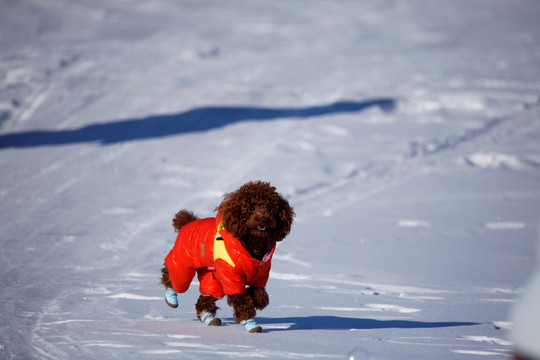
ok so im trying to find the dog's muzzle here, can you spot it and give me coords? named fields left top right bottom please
left=258, top=218, right=268, bottom=231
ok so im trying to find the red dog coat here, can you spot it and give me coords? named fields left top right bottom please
left=164, top=212, right=275, bottom=298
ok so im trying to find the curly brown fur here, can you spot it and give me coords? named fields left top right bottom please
left=195, top=295, right=220, bottom=319
left=246, top=287, right=269, bottom=310
left=225, top=287, right=269, bottom=322
left=172, top=210, right=198, bottom=233
left=160, top=263, right=172, bottom=288
left=216, top=181, right=294, bottom=260
left=227, top=293, right=257, bottom=322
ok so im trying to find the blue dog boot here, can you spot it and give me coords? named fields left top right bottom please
left=200, top=312, right=221, bottom=326
left=165, top=288, right=178, bottom=308
left=241, top=318, right=262, bottom=333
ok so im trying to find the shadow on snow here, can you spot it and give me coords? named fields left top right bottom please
left=256, top=315, right=479, bottom=332
left=0, top=99, right=396, bottom=148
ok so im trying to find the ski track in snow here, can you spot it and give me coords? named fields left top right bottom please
left=289, top=105, right=540, bottom=215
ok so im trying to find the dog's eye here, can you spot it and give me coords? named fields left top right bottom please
left=249, top=206, right=255, bottom=212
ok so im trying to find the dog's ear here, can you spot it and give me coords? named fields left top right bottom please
left=274, top=196, right=294, bottom=241
left=216, top=192, right=248, bottom=239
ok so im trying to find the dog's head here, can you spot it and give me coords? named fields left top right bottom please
left=217, top=181, right=294, bottom=258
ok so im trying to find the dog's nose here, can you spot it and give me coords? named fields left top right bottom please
left=260, top=218, right=268, bottom=225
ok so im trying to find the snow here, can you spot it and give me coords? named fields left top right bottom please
left=1, top=0, right=540, bottom=359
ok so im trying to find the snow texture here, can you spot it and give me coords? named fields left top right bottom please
left=1, top=0, right=540, bottom=359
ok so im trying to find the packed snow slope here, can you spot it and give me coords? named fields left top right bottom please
left=1, top=0, right=540, bottom=359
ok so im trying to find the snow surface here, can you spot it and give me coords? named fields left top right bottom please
left=1, top=0, right=540, bottom=359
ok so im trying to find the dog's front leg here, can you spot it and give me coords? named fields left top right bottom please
left=227, top=293, right=256, bottom=322
left=227, top=293, right=263, bottom=333
left=247, top=287, right=269, bottom=310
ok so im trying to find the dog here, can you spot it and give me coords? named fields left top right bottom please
left=160, top=181, right=294, bottom=332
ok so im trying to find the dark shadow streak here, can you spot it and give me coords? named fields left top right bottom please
left=255, top=316, right=480, bottom=332
left=0, top=99, right=396, bottom=149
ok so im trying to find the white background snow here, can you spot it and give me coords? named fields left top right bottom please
left=1, top=0, right=540, bottom=359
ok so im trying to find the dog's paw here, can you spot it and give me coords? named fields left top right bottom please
left=165, top=288, right=179, bottom=308
left=241, top=318, right=262, bottom=333
left=200, top=312, right=222, bottom=326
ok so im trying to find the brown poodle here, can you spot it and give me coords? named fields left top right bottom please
left=160, top=181, right=294, bottom=332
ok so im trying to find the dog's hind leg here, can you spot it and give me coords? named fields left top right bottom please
left=195, top=268, right=223, bottom=325
left=160, top=263, right=172, bottom=288
left=160, top=264, right=179, bottom=308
